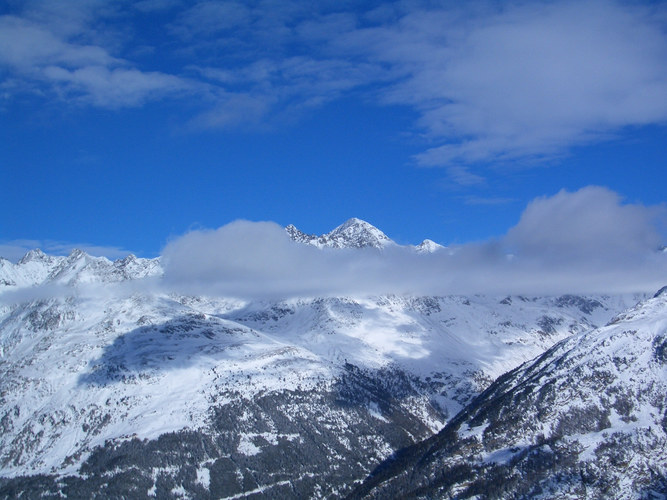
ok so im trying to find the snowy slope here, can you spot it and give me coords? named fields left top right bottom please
left=352, top=289, right=667, bottom=499
left=0, top=250, right=65, bottom=287
left=0, top=270, right=642, bottom=495
left=0, top=228, right=653, bottom=498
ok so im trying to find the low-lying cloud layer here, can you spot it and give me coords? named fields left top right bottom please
left=162, top=187, right=667, bottom=297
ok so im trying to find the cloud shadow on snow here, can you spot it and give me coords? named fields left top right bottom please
left=74, top=305, right=456, bottom=428
left=77, top=313, right=258, bottom=387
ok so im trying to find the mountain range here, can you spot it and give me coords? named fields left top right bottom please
left=0, top=219, right=662, bottom=498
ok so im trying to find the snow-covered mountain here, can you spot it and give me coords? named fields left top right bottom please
left=286, top=218, right=394, bottom=249
left=351, top=289, right=667, bottom=499
left=0, top=220, right=658, bottom=498
left=0, top=248, right=161, bottom=288
left=286, top=218, right=446, bottom=253
left=414, top=239, right=445, bottom=254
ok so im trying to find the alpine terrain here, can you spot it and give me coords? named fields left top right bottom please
left=350, top=288, right=667, bottom=499
left=0, top=218, right=660, bottom=498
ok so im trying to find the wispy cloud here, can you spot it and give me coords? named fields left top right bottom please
left=161, top=187, right=667, bottom=298
left=43, top=65, right=191, bottom=107
left=339, top=0, right=667, bottom=170
left=171, top=1, right=251, bottom=38
left=0, top=4, right=193, bottom=108
left=464, top=195, right=515, bottom=206
left=0, top=15, right=116, bottom=69
left=445, top=166, right=486, bottom=187
left=133, top=0, right=181, bottom=14
left=2, top=1, right=666, bottom=168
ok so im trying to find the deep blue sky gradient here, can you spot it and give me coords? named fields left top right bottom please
left=1, top=0, right=666, bottom=259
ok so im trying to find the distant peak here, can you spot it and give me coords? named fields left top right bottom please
left=68, top=248, right=88, bottom=260
left=340, top=217, right=366, bottom=226
left=415, top=239, right=444, bottom=254
left=324, top=218, right=392, bottom=249
left=18, top=249, right=48, bottom=264
left=115, top=254, right=138, bottom=266
left=285, top=218, right=393, bottom=249
left=333, top=218, right=376, bottom=231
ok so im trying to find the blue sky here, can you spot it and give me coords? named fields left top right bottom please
left=1, top=0, right=666, bottom=261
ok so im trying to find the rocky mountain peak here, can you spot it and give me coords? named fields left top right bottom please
left=18, top=249, right=49, bottom=264
left=285, top=224, right=316, bottom=245
left=323, top=218, right=393, bottom=249
left=285, top=218, right=394, bottom=249
left=67, top=248, right=88, bottom=260
left=415, top=239, right=444, bottom=254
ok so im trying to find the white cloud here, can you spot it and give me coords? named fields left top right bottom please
left=161, top=187, right=667, bottom=298
left=0, top=15, right=116, bottom=70
left=161, top=220, right=388, bottom=298
left=172, top=1, right=251, bottom=38
left=0, top=6, right=193, bottom=108
left=505, top=186, right=665, bottom=262
left=340, top=0, right=667, bottom=169
left=181, top=0, right=667, bottom=170
left=2, top=0, right=666, bottom=167
left=43, top=65, right=192, bottom=107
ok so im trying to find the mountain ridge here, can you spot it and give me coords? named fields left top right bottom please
left=285, top=218, right=395, bottom=250
left=350, top=289, right=667, bottom=499
left=1, top=218, right=442, bottom=291
left=0, top=220, right=663, bottom=499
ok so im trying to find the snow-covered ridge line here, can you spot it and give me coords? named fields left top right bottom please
left=286, top=217, right=445, bottom=252
left=0, top=247, right=162, bottom=290
left=1, top=217, right=442, bottom=292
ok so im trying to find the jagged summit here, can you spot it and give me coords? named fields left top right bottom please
left=17, top=249, right=49, bottom=264
left=67, top=248, right=88, bottom=260
left=285, top=218, right=450, bottom=252
left=324, top=218, right=393, bottom=249
left=0, top=249, right=162, bottom=289
left=285, top=224, right=316, bottom=245
left=415, top=239, right=444, bottom=254
left=286, top=218, right=394, bottom=249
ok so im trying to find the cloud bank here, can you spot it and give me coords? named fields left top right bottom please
left=161, top=187, right=667, bottom=298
